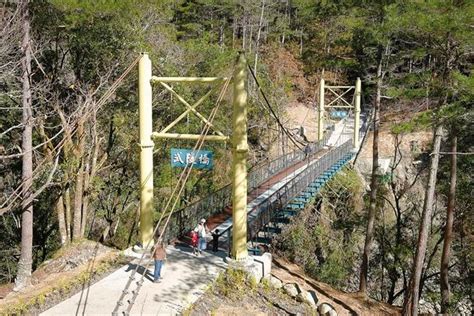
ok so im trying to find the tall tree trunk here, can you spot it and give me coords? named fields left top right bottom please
left=64, top=187, right=72, bottom=240
left=81, top=161, right=90, bottom=237
left=242, top=16, right=246, bottom=50
left=73, top=118, right=85, bottom=240
left=359, top=46, right=382, bottom=294
left=14, top=2, right=33, bottom=291
left=299, top=29, right=303, bottom=56
left=56, top=195, right=68, bottom=245
left=440, top=134, right=457, bottom=314
left=403, top=124, right=443, bottom=316
left=73, top=162, right=84, bottom=239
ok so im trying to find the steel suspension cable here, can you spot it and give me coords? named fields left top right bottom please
left=246, top=62, right=305, bottom=151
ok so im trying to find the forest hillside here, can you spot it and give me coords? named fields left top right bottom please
left=1, top=1, right=472, bottom=315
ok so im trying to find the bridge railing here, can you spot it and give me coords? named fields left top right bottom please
left=247, top=140, right=352, bottom=241
left=247, top=131, right=331, bottom=191
left=165, top=131, right=332, bottom=241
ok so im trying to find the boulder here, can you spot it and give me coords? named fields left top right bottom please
left=305, top=290, right=318, bottom=307
left=269, top=275, right=283, bottom=289
left=318, top=303, right=335, bottom=315
left=328, top=309, right=338, bottom=316
left=283, top=283, right=299, bottom=298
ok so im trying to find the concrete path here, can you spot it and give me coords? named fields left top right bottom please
left=41, top=246, right=227, bottom=316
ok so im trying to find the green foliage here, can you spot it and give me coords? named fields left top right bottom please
left=274, top=167, right=364, bottom=288
left=391, top=110, right=433, bottom=134
left=1, top=2, right=472, bottom=309
left=214, top=268, right=252, bottom=299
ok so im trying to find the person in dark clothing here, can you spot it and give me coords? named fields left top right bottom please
left=211, top=229, right=220, bottom=252
left=304, top=144, right=311, bottom=159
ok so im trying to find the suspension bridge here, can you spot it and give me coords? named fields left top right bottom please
left=41, top=53, right=368, bottom=315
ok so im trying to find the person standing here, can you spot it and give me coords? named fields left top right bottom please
left=190, top=230, right=198, bottom=255
left=194, top=218, right=209, bottom=255
left=211, top=229, right=220, bottom=252
left=152, top=240, right=166, bottom=283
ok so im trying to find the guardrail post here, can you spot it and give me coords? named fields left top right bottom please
left=353, top=77, right=361, bottom=148
left=231, top=53, right=249, bottom=261
left=138, top=53, right=154, bottom=247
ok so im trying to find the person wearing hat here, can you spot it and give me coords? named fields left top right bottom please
left=194, top=218, right=209, bottom=255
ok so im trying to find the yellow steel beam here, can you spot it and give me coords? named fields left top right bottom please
left=231, top=53, right=249, bottom=261
left=325, top=105, right=355, bottom=108
left=138, top=53, right=154, bottom=247
left=318, top=79, right=325, bottom=141
left=151, top=76, right=228, bottom=83
left=353, top=77, right=361, bottom=148
left=151, top=132, right=229, bottom=142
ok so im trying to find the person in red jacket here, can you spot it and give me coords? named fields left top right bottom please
left=190, top=230, right=198, bottom=255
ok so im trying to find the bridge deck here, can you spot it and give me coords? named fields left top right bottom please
left=203, top=148, right=330, bottom=246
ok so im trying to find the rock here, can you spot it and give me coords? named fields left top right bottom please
left=296, top=291, right=306, bottom=303
left=305, top=290, right=318, bottom=307
left=318, top=303, right=335, bottom=315
left=328, top=309, right=338, bottom=316
left=269, top=275, right=283, bottom=289
left=283, top=283, right=299, bottom=298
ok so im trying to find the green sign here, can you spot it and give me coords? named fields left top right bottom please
left=171, top=148, right=213, bottom=169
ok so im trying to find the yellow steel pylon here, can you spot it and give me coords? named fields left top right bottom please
left=138, top=53, right=249, bottom=261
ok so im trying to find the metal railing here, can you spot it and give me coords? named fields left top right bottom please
left=165, top=131, right=332, bottom=241
left=247, top=131, right=331, bottom=190
left=247, top=140, right=353, bottom=241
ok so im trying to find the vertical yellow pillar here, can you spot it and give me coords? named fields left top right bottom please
left=139, top=53, right=154, bottom=247
left=318, top=79, right=325, bottom=141
left=353, top=77, right=361, bottom=148
left=231, top=53, right=248, bottom=260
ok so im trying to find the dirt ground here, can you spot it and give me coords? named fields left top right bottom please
left=0, top=240, right=125, bottom=314
left=187, top=256, right=401, bottom=316
left=272, top=257, right=401, bottom=316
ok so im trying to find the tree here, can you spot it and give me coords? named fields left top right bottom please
left=400, top=2, right=473, bottom=313
left=14, top=1, right=33, bottom=291
left=359, top=44, right=382, bottom=293
left=439, top=134, right=456, bottom=313
left=403, top=125, right=442, bottom=315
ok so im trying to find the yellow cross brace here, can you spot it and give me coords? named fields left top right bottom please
left=159, top=85, right=221, bottom=134
left=158, top=82, right=226, bottom=137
